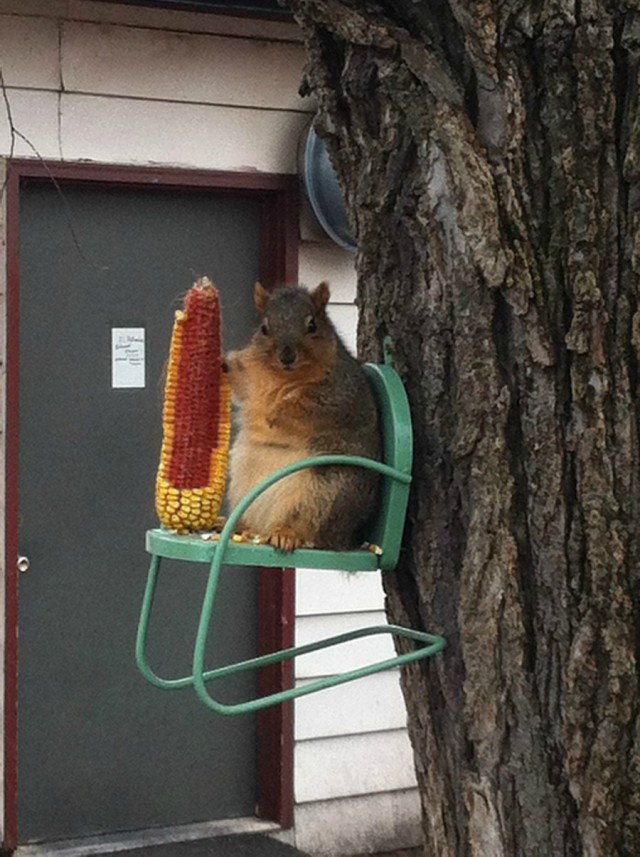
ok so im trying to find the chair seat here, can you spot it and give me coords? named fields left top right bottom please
left=146, top=527, right=380, bottom=572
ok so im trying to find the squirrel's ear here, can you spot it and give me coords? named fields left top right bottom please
left=311, top=281, right=330, bottom=313
left=254, top=282, right=269, bottom=315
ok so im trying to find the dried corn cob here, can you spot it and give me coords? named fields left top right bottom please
left=156, top=277, right=231, bottom=533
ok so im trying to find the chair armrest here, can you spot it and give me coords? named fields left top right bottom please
left=190, top=456, right=412, bottom=712
left=218, top=453, right=411, bottom=552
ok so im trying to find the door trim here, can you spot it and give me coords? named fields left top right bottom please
left=3, top=160, right=298, bottom=851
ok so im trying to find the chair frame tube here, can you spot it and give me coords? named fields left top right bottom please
left=136, top=455, right=445, bottom=715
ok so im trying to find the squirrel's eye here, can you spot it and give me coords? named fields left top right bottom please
left=306, top=317, right=317, bottom=334
left=260, top=322, right=269, bottom=336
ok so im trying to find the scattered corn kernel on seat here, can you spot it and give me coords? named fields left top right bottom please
left=156, top=277, right=231, bottom=533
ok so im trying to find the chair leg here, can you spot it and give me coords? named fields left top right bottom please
left=191, top=621, right=446, bottom=715
left=189, top=523, right=446, bottom=715
left=138, top=519, right=446, bottom=715
left=135, top=554, right=196, bottom=691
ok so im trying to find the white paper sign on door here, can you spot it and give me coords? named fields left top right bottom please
left=111, top=327, right=145, bottom=389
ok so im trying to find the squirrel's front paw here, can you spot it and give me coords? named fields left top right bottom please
left=224, top=350, right=248, bottom=399
left=268, top=525, right=307, bottom=553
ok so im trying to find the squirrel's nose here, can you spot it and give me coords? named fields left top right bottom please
left=279, top=345, right=296, bottom=367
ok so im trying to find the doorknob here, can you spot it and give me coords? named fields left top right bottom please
left=17, top=556, right=30, bottom=574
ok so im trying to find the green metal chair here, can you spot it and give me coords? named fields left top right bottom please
left=136, top=363, right=445, bottom=715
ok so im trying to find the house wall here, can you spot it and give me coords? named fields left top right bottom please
left=0, top=2, right=420, bottom=854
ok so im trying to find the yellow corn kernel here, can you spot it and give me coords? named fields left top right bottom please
left=155, top=277, right=231, bottom=534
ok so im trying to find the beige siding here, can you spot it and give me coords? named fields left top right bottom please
left=295, top=790, right=422, bottom=856
left=0, top=14, right=60, bottom=89
left=60, top=20, right=307, bottom=111
left=0, top=0, right=67, bottom=16
left=295, top=730, right=417, bottom=803
left=67, top=0, right=303, bottom=41
left=298, top=242, right=357, bottom=302
left=296, top=568, right=385, bottom=616
left=295, top=672, right=408, bottom=740
left=327, top=301, right=358, bottom=354
left=0, top=0, right=303, bottom=42
left=0, top=6, right=308, bottom=172
left=0, top=88, right=61, bottom=160
left=59, top=92, right=309, bottom=171
left=295, top=611, right=397, bottom=679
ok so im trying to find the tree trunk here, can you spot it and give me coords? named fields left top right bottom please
left=287, top=2, right=640, bottom=855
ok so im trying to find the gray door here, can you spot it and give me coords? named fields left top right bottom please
left=18, top=183, right=260, bottom=843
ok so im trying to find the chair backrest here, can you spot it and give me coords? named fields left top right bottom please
left=362, top=364, right=413, bottom=571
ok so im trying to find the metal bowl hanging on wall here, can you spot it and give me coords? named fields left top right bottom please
left=302, top=126, right=357, bottom=252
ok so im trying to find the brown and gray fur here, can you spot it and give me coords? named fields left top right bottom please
left=225, top=282, right=381, bottom=552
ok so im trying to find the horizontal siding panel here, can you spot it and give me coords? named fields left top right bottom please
left=0, top=89, right=61, bottom=160
left=327, top=303, right=357, bottom=355
left=298, top=242, right=357, bottom=304
left=294, top=670, right=407, bottom=740
left=295, top=730, right=416, bottom=803
left=294, top=789, right=421, bottom=856
left=61, top=21, right=308, bottom=112
left=296, top=568, right=384, bottom=617
left=0, top=1, right=68, bottom=16
left=0, top=15, right=60, bottom=89
left=295, top=611, right=397, bottom=679
left=60, top=93, right=308, bottom=172
left=67, top=0, right=304, bottom=42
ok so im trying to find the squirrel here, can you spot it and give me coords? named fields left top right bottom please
left=224, top=281, right=381, bottom=552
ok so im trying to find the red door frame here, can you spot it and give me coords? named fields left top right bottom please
left=3, top=160, right=298, bottom=852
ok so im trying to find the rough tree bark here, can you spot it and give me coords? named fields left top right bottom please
left=287, top=2, right=640, bottom=855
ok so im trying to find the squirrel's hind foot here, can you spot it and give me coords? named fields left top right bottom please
left=268, top=525, right=312, bottom=553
